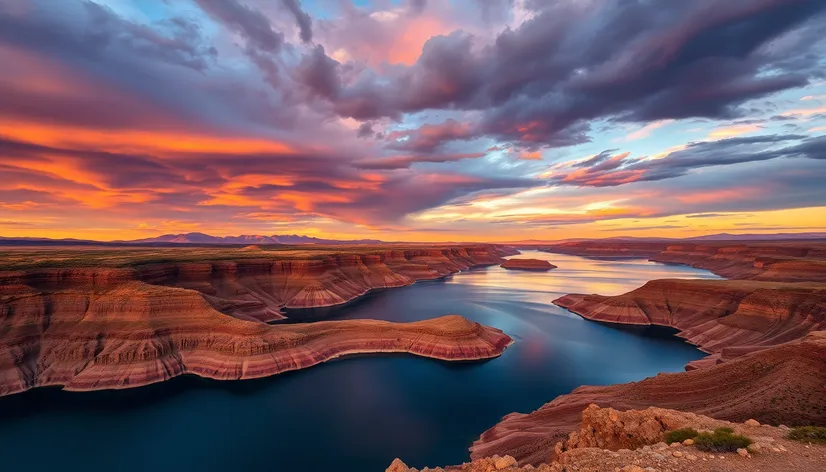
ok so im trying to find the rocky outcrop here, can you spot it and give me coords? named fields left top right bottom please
left=470, top=331, right=826, bottom=465
left=392, top=405, right=826, bottom=471
left=500, top=259, right=557, bottom=271
left=1, top=245, right=517, bottom=322
left=0, top=279, right=511, bottom=396
left=542, top=240, right=826, bottom=282
left=651, top=243, right=826, bottom=282
left=554, top=279, right=826, bottom=367
left=0, top=245, right=517, bottom=396
left=556, top=405, right=733, bottom=453
left=460, top=239, right=826, bottom=467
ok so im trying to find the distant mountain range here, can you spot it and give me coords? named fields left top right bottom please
left=0, top=232, right=382, bottom=246
left=1, top=231, right=824, bottom=247
left=125, top=232, right=382, bottom=245
left=684, top=232, right=826, bottom=241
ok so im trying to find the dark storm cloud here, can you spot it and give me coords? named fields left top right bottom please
left=280, top=0, right=313, bottom=43
left=0, top=0, right=247, bottom=130
left=549, top=134, right=818, bottom=187
left=786, top=134, right=826, bottom=159
left=356, top=122, right=375, bottom=138
left=573, top=150, right=620, bottom=168
left=384, top=119, right=475, bottom=153
left=193, top=0, right=289, bottom=87
left=352, top=153, right=487, bottom=170
left=0, top=1, right=216, bottom=71
left=298, top=0, right=826, bottom=149
left=194, top=0, right=283, bottom=52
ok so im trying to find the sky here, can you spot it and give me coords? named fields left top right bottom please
left=1, top=0, right=826, bottom=242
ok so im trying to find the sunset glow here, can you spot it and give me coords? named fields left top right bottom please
left=1, top=0, right=825, bottom=242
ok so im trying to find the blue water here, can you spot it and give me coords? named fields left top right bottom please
left=0, top=252, right=719, bottom=471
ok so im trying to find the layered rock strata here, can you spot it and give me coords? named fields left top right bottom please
left=392, top=405, right=826, bottom=471
left=500, top=259, right=557, bottom=271
left=0, top=245, right=516, bottom=396
left=553, top=279, right=826, bottom=368
left=1, top=245, right=517, bottom=322
left=541, top=241, right=826, bottom=282
left=0, top=279, right=511, bottom=396
left=470, top=331, right=826, bottom=465
left=651, top=243, right=826, bottom=282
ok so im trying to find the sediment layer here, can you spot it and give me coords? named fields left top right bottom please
left=0, top=279, right=511, bottom=396
left=554, top=279, right=826, bottom=368
left=1, top=244, right=517, bottom=322
left=541, top=240, right=826, bottom=282
left=500, top=259, right=557, bottom=271
left=470, top=331, right=826, bottom=465
left=0, top=244, right=516, bottom=396
left=468, top=239, right=826, bottom=467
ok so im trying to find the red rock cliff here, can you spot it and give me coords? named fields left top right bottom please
left=541, top=240, right=826, bottom=282
left=1, top=244, right=517, bottom=322
left=554, top=279, right=826, bottom=368
left=0, top=245, right=516, bottom=396
left=501, top=259, right=557, bottom=271
left=0, top=280, right=511, bottom=396
left=471, top=331, right=826, bottom=465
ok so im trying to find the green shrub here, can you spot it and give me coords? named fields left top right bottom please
left=664, top=428, right=699, bottom=444
left=788, top=426, right=826, bottom=443
left=693, top=429, right=752, bottom=452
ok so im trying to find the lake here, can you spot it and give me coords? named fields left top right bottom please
left=0, top=251, right=719, bottom=471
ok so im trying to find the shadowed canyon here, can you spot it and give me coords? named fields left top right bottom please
left=2, top=240, right=826, bottom=471
left=0, top=245, right=516, bottom=395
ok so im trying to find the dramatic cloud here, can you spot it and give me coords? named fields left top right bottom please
left=384, top=120, right=476, bottom=153
left=280, top=0, right=313, bottom=43
left=2, top=0, right=825, bottom=240
left=301, top=0, right=826, bottom=149
left=353, top=153, right=486, bottom=170
left=548, top=134, right=818, bottom=187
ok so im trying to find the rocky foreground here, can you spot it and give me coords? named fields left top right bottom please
left=0, top=244, right=515, bottom=396
left=470, top=331, right=826, bottom=464
left=501, top=259, right=557, bottom=271
left=465, top=240, right=826, bottom=467
left=390, top=405, right=826, bottom=471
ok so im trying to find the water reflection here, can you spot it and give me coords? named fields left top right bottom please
left=0, top=251, right=719, bottom=472
left=448, top=250, right=720, bottom=298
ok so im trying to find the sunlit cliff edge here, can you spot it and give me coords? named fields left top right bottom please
left=0, top=244, right=516, bottom=396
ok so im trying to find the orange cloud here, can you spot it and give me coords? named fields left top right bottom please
left=707, top=124, right=762, bottom=139
left=0, top=120, right=295, bottom=155
left=519, top=151, right=543, bottom=160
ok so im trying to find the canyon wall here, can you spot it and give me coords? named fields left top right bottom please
left=465, top=240, right=826, bottom=466
left=0, top=283, right=511, bottom=396
left=0, top=245, right=515, bottom=396
left=540, top=240, right=826, bottom=282
left=1, top=245, right=517, bottom=322
left=554, top=279, right=826, bottom=369
left=470, top=331, right=826, bottom=465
